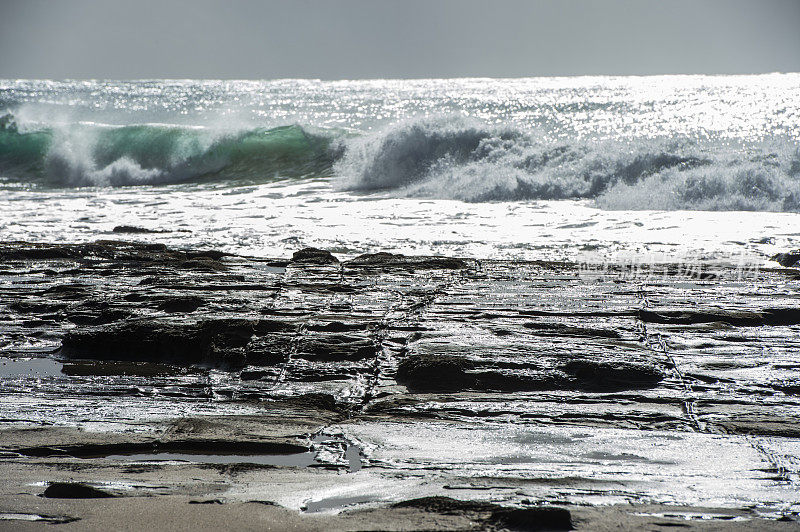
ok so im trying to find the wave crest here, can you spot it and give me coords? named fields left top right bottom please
left=336, top=117, right=800, bottom=211
left=4, top=112, right=800, bottom=212
left=0, top=113, right=337, bottom=186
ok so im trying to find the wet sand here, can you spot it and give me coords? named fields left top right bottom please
left=0, top=240, right=798, bottom=529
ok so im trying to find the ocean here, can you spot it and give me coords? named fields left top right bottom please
left=1, top=76, right=799, bottom=264
left=2, top=76, right=800, bottom=523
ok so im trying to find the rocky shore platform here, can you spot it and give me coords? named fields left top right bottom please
left=1, top=240, right=799, bottom=530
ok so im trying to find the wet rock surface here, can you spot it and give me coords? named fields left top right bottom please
left=394, top=497, right=572, bottom=531
left=639, top=307, right=800, bottom=326
left=60, top=319, right=294, bottom=369
left=346, top=252, right=469, bottom=270
left=396, top=354, right=665, bottom=393
left=42, top=482, right=116, bottom=499
left=772, top=250, right=800, bottom=268
left=291, top=247, right=339, bottom=265
left=1, top=241, right=800, bottom=529
left=0, top=240, right=227, bottom=263
left=112, top=225, right=171, bottom=234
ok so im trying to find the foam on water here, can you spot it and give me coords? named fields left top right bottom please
left=1, top=76, right=799, bottom=261
left=335, top=116, right=800, bottom=210
left=0, top=115, right=337, bottom=186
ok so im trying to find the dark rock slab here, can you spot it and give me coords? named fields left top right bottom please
left=0, top=243, right=81, bottom=260
left=60, top=360, right=188, bottom=377
left=19, top=439, right=308, bottom=459
left=397, top=354, right=664, bottom=393
left=771, top=380, right=800, bottom=395
left=156, top=296, right=205, bottom=313
left=242, top=335, right=293, bottom=366
left=42, top=284, right=92, bottom=300
left=761, top=308, right=800, bottom=325
left=392, top=497, right=572, bottom=531
left=523, top=322, right=621, bottom=339
left=491, top=506, right=573, bottom=531
left=0, top=240, right=227, bottom=265
left=188, top=499, right=224, bottom=504
left=470, top=369, right=572, bottom=393
left=560, top=359, right=666, bottom=392
left=112, top=225, right=169, bottom=234
left=346, top=252, right=468, bottom=270
left=60, top=319, right=294, bottom=369
left=178, top=258, right=228, bottom=272
left=639, top=308, right=800, bottom=326
left=396, top=355, right=477, bottom=392
left=297, top=334, right=377, bottom=362
left=306, top=321, right=372, bottom=332
left=772, top=250, right=800, bottom=268
left=291, top=247, right=339, bottom=265
left=395, top=354, right=564, bottom=393
left=66, top=308, right=131, bottom=325
left=42, top=482, right=116, bottom=499
left=393, top=496, right=498, bottom=513
left=10, top=301, right=69, bottom=314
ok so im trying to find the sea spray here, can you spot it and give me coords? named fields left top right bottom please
left=2, top=74, right=800, bottom=213
left=0, top=114, right=337, bottom=186
left=336, top=116, right=800, bottom=211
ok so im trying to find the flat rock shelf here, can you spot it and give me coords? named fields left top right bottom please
left=0, top=240, right=799, bottom=530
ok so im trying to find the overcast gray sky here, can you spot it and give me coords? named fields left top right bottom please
left=1, top=0, right=798, bottom=79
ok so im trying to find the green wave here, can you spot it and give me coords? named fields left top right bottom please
left=0, top=115, right=51, bottom=177
left=0, top=114, right=338, bottom=186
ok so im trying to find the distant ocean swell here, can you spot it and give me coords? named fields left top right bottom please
left=2, top=113, right=800, bottom=211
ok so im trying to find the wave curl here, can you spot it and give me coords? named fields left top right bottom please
left=3, top=112, right=800, bottom=212
left=335, top=117, right=800, bottom=211
left=0, top=113, right=337, bottom=186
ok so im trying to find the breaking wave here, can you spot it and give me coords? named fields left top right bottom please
left=0, top=113, right=337, bottom=186
left=3, top=111, right=800, bottom=212
left=335, top=117, right=800, bottom=211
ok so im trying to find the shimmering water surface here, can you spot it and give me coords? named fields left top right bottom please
left=1, top=76, right=799, bottom=263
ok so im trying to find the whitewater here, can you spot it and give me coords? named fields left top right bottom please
left=1, top=76, right=799, bottom=263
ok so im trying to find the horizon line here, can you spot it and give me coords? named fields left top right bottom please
left=1, top=71, right=799, bottom=83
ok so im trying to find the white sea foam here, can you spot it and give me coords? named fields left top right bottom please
left=336, top=116, right=800, bottom=211
left=2, top=76, right=800, bottom=211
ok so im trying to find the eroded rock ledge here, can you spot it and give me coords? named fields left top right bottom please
left=2, top=240, right=798, bottom=411
left=1, top=241, right=800, bottom=528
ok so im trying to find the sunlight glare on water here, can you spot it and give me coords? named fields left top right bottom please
left=1, top=75, right=799, bottom=263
